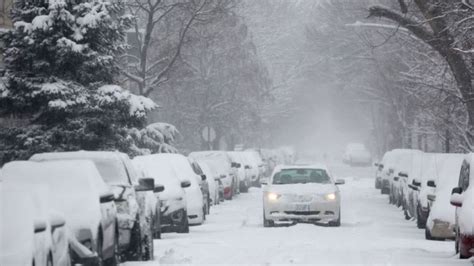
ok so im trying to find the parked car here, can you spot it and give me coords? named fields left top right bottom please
left=409, top=153, right=449, bottom=229
left=425, top=154, right=464, bottom=240
left=188, top=157, right=211, bottom=215
left=374, top=161, right=384, bottom=189
left=262, top=165, right=345, bottom=227
left=228, top=152, right=250, bottom=192
left=379, top=150, right=396, bottom=195
left=132, top=154, right=190, bottom=234
left=189, top=151, right=237, bottom=200
left=0, top=181, right=65, bottom=266
left=195, top=160, right=220, bottom=206
left=451, top=153, right=474, bottom=259
left=3, top=160, right=119, bottom=265
left=163, top=154, right=206, bottom=225
left=387, top=149, right=422, bottom=208
left=244, top=150, right=266, bottom=186
left=342, top=143, right=371, bottom=166
left=397, top=150, right=424, bottom=219
left=30, top=151, right=155, bottom=261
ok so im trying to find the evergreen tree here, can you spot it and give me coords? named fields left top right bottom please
left=0, top=0, right=156, bottom=164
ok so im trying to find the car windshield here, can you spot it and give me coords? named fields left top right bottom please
left=272, top=168, right=330, bottom=185
left=93, top=159, right=129, bottom=185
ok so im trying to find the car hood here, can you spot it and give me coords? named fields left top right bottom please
left=266, top=183, right=337, bottom=195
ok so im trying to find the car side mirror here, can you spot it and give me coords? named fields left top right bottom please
left=231, top=162, right=241, bottom=168
left=427, top=180, right=436, bottom=188
left=181, top=180, right=191, bottom=188
left=260, top=178, right=269, bottom=185
left=100, top=191, right=115, bottom=203
left=49, top=214, right=66, bottom=232
left=34, top=219, right=47, bottom=233
left=154, top=184, right=165, bottom=193
left=412, top=179, right=421, bottom=187
left=245, top=165, right=251, bottom=169
left=201, top=174, right=207, bottom=181
left=450, top=188, right=463, bottom=207
left=335, top=179, right=345, bottom=185
left=393, top=176, right=399, bottom=182
left=398, top=172, right=408, bottom=178
left=427, top=194, right=436, bottom=201
left=135, top=178, right=155, bottom=192
left=408, top=184, right=419, bottom=191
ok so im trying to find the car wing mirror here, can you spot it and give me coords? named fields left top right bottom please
left=412, top=179, right=421, bottom=187
left=427, top=180, right=436, bottom=188
left=201, top=174, right=207, bottom=181
left=398, top=171, right=408, bottom=178
left=181, top=180, right=191, bottom=188
left=260, top=178, right=269, bottom=185
left=34, top=219, right=47, bottom=233
left=245, top=165, right=251, bottom=169
left=335, top=179, right=345, bottom=185
left=100, top=191, right=115, bottom=203
left=427, top=194, right=436, bottom=201
left=49, top=213, right=66, bottom=232
left=135, top=178, right=155, bottom=192
left=408, top=184, right=419, bottom=191
left=393, top=176, right=400, bottom=182
left=450, top=189, right=463, bottom=207
left=154, top=184, right=165, bottom=193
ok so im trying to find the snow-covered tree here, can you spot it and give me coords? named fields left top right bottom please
left=0, top=0, right=157, bottom=164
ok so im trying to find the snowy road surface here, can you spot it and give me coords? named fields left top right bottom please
left=125, top=163, right=473, bottom=265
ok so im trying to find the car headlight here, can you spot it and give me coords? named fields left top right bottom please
left=267, top=192, right=280, bottom=201
left=325, top=193, right=337, bottom=201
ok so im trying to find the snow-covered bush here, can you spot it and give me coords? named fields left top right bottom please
left=0, top=0, right=159, bottom=164
left=128, top=122, right=180, bottom=156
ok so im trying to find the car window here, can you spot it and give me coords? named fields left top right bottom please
left=273, top=168, right=330, bottom=185
left=93, top=159, right=130, bottom=185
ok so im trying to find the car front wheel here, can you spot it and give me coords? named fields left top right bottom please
left=263, top=210, right=274, bottom=227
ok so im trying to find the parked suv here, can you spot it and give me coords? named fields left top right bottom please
left=30, top=151, right=155, bottom=261
left=451, top=154, right=474, bottom=259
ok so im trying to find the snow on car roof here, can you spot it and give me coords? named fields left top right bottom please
left=274, top=164, right=329, bottom=172
left=31, top=150, right=126, bottom=160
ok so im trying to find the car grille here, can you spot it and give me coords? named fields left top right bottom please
left=284, top=211, right=320, bottom=215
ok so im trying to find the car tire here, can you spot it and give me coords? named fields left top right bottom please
left=263, top=210, right=274, bottom=228
left=104, top=232, right=120, bottom=266
left=126, top=219, right=143, bottom=261
left=329, top=211, right=341, bottom=227
left=240, top=182, right=249, bottom=193
left=202, top=206, right=206, bottom=221
left=177, top=211, right=190, bottom=234
left=94, top=232, right=104, bottom=266
left=141, top=219, right=154, bottom=261
left=46, top=253, right=53, bottom=266
left=425, top=227, right=435, bottom=240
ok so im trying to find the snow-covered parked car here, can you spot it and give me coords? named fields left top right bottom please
left=397, top=150, right=423, bottom=219
left=188, top=157, right=211, bottom=215
left=195, top=160, right=220, bottom=206
left=451, top=153, right=474, bottom=258
left=189, top=151, right=237, bottom=200
left=262, top=165, right=345, bottom=227
left=30, top=151, right=156, bottom=261
left=162, top=154, right=206, bottom=225
left=342, top=143, right=371, bottom=166
left=132, top=154, right=190, bottom=234
left=2, top=160, right=119, bottom=265
left=409, top=153, right=449, bottom=229
left=0, top=181, right=68, bottom=266
left=425, top=154, right=464, bottom=240
left=228, top=151, right=250, bottom=192
left=244, top=150, right=266, bottom=186
left=386, top=149, right=421, bottom=208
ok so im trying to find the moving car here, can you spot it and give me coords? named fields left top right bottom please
left=342, top=143, right=371, bottom=166
left=30, top=151, right=155, bottom=261
left=2, top=160, right=118, bottom=265
left=451, top=153, right=474, bottom=259
left=262, top=165, right=344, bottom=227
left=132, top=154, right=190, bottom=234
left=425, top=154, right=464, bottom=240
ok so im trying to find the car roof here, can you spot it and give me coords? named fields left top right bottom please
left=31, top=150, right=126, bottom=161
left=274, top=164, right=329, bottom=172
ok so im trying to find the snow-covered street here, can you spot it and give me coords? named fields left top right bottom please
left=125, top=163, right=472, bottom=265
